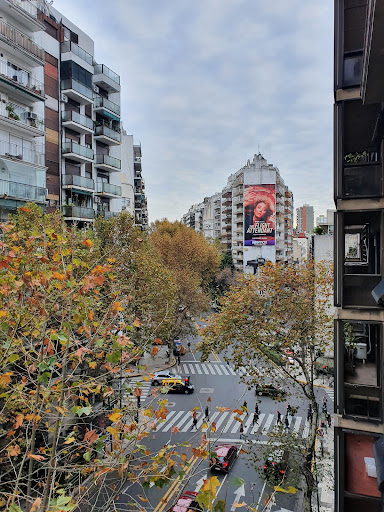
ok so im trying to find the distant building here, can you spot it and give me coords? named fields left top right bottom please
left=293, top=233, right=309, bottom=264
left=316, top=209, right=335, bottom=235
left=181, top=153, right=294, bottom=272
left=296, top=204, right=314, bottom=233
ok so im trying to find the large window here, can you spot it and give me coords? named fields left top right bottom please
left=60, top=61, right=92, bottom=90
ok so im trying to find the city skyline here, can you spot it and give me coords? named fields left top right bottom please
left=57, top=0, right=334, bottom=223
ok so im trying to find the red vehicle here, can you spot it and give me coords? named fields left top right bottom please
left=209, top=443, right=238, bottom=473
left=168, top=491, right=202, bottom=512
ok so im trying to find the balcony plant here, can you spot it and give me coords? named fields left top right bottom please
left=344, top=151, right=369, bottom=164
left=6, top=104, right=20, bottom=121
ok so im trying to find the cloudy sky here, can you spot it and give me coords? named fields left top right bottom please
left=57, top=0, right=334, bottom=224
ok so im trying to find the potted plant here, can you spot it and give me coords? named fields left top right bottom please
left=6, top=104, right=20, bottom=121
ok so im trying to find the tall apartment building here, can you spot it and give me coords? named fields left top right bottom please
left=0, top=1, right=148, bottom=229
left=0, top=0, right=46, bottom=221
left=334, top=1, right=384, bottom=510
left=182, top=154, right=294, bottom=272
left=296, top=203, right=314, bottom=233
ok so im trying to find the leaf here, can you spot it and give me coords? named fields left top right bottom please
left=30, top=498, right=41, bottom=512
left=138, top=496, right=149, bottom=502
left=0, top=372, right=13, bottom=386
left=207, top=396, right=211, bottom=402
left=232, top=502, right=247, bottom=508
left=82, top=239, right=93, bottom=247
left=152, top=346, right=159, bottom=356
left=83, top=451, right=91, bottom=462
left=52, top=271, right=65, bottom=281
left=216, top=406, right=230, bottom=413
left=180, top=453, right=187, bottom=462
left=108, top=412, right=123, bottom=422
left=8, top=444, right=20, bottom=457
left=13, top=414, right=24, bottom=429
left=133, top=317, right=142, bottom=328
left=88, top=361, right=97, bottom=369
left=211, top=422, right=216, bottom=433
left=214, top=500, right=226, bottom=512
left=27, top=453, right=46, bottom=461
left=171, top=426, right=180, bottom=434
left=154, top=338, right=162, bottom=344
left=64, top=437, right=75, bottom=445
left=232, top=477, right=245, bottom=488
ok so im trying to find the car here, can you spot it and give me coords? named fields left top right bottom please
left=168, top=491, right=202, bottom=512
left=160, top=378, right=194, bottom=394
left=151, top=371, right=181, bottom=386
left=255, top=384, right=286, bottom=397
left=263, top=448, right=289, bottom=484
left=209, top=444, right=238, bottom=473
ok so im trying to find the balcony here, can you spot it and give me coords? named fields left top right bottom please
left=95, top=182, right=121, bottom=197
left=95, top=153, right=121, bottom=172
left=62, top=174, right=94, bottom=191
left=62, top=205, right=95, bottom=220
left=0, top=103, right=44, bottom=136
left=94, top=124, right=121, bottom=145
left=0, top=138, right=44, bottom=166
left=93, top=96, right=120, bottom=121
left=133, top=144, right=142, bottom=157
left=342, top=158, right=382, bottom=198
left=61, top=41, right=93, bottom=67
left=0, top=61, right=44, bottom=101
left=62, top=141, right=94, bottom=163
left=4, top=0, right=44, bottom=31
left=61, top=79, right=93, bottom=105
left=0, top=20, right=44, bottom=63
left=93, top=64, right=120, bottom=93
left=97, top=210, right=117, bottom=219
left=0, top=178, right=45, bottom=203
left=62, top=110, right=94, bottom=135
left=343, top=275, right=382, bottom=308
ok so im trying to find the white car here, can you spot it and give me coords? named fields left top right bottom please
left=151, top=370, right=181, bottom=386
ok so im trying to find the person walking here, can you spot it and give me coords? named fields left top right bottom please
left=239, top=424, right=244, bottom=439
left=254, top=403, right=259, bottom=416
left=205, top=405, right=209, bottom=421
left=287, top=404, right=292, bottom=416
left=253, top=412, right=259, bottom=425
left=243, top=400, right=248, bottom=411
left=177, top=354, right=181, bottom=365
left=326, top=412, right=332, bottom=427
left=191, top=416, right=198, bottom=430
left=284, top=415, right=289, bottom=430
left=277, top=411, right=282, bottom=424
left=187, top=341, right=191, bottom=352
left=307, top=404, right=313, bottom=422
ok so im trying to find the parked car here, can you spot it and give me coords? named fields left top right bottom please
left=255, top=384, right=286, bottom=397
left=151, top=370, right=181, bottom=386
left=168, top=491, right=202, bottom=512
left=209, top=444, right=238, bottom=473
left=264, top=448, right=289, bottom=484
left=160, top=378, right=194, bottom=394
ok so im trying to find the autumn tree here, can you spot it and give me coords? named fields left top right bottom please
left=149, top=220, right=220, bottom=340
left=199, top=261, right=333, bottom=512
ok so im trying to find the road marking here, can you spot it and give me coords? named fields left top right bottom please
left=292, top=416, right=302, bottom=434
left=162, top=411, right=184, bottom=432
left=195, top=364, right=202, bottom=374
left=243, top=413, right=255, bottom=433
left=214, top=411, right=230, bottom=430
left=303, top=419, right=310, bottom=438
left=250, top=413, right=265, bottom=433
left=256, top=481, right=267, bottom=511
left=188, top=364, right=196, bottom=374
left=202, top=365, right=210, bottom=375
left=154, top=410, right=177, bottom=427
left=263, top=413, right=275, bottom=433
left=220, top=364, right=231, bottom=375
left=215, top=365, right=223, bottom=375
left=181, top=412, right=202, bottom=432
left=202, top=412, right=219, bottom=432
left=222, top=414, right=236, bottom=433
left=228, top=366, right=237, bottom=376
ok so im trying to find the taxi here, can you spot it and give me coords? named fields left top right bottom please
left=160, top=377, right=194, bottom=394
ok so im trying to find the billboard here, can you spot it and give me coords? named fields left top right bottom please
left=244, top=184, right=276, bottom=246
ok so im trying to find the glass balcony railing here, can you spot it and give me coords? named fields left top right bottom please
left=94, top=64, right=120, bottom=85
left=0, top=20, right=44, bottom=60
left=62, top=205, right=95, bottom=219
left=94, top=96, right=120, bottom=116
left=95, top=154, right=121, bottom=170
left=94, top=124, right=120, bottom=142
left=62, top=174, right=94, bottom=190
left=62, top=141, right=94, bottom=160
left=97, top=210, right=117, bottom=219
left=95, top=182, right=121, bottom=196
left=7, top=0, right=38, bottom=19
left=62, top=110, right=94, bottom=131
left=61, top=79, right=93, bottom=100
left=0, top=138, right=44, bottom=165
left=0, top=178, right=45, bottom=202
left=0, top=60, right=44, bottom=96
left=61, top=41, right=93, bottom=66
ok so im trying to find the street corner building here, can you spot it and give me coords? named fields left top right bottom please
left=334, top=0, right=384, bottom=510
left=181, top=153, right=294, bottom=274
left=0, top=0, right=148, bottom=230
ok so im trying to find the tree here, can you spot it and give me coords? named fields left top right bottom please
left=199, top=261, right=333, bottom=512
left=149, top=220, right=220, bottom=341
left=312, top=226, right=325, bottom=235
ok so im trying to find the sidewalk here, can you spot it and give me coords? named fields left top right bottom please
left=128, top=345, right=176, bottom=377
left=314, top=410, right=334, bottom=512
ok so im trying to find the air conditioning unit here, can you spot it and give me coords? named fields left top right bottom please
left=60, top=93, right=68, bottom=103
left=27, top=112, right=38, bottom=120
left=93, top=84, right=99, bottom=94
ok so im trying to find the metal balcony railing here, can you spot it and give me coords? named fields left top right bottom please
left=62, top=174, right=94, bottom=190
left=0, top=60, right=44, bottom=96
left=61, top=41, right=93, bottom=66
left=0, top=178, right=45, bottom=202
left=0, top=138, right=44, bottom=165
left=0, top=20, right=44, bottom=60
left=62, top=110, right=94, bottom=131
left=2, top=102, right=44, bottom=129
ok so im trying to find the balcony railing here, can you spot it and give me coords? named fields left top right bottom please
left=2, top=103, right=44, bottom=130
left=94, top=96, right=120, bottom=116
left=343, top=163, right=382, bottom=198
left=62, top=141, right=94, bottom=160
left=62, top=110, right=94, bottom=131
left=0, top=178, right=45, bottom=202
left=0, top=138, right=44, bottom=165
left=0, top=20, right=44, bottom=60
left=95, top=153, right=121, bottom=170
left=95, top=182, right=121, bottom=196
left=61, top=41, right=93, bottom=66
left=343, top=274, right=382, bottom=308
left=94, top=124, right=120, bottom=142
left=62, top=205, right=95, bottom=219
left=0, top=60, right=44, bottom=96
left=94, top=64, right=120, bottom=85
left=7, top=0, right=38, bottom=19
left=62, top=174, right=94, bottom=190
left=97, top=210, right=117, bottom=219
left=61, top=79, right=93, bottom=100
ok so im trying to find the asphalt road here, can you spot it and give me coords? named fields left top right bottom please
left=85, top=320, right=334, bottom=512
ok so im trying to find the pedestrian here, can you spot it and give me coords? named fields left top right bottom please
left=253, top=412, right=259, bottom=425
left=254, top=403, right=259, bottom=415
left=277, top=411, right=281, bottom=424
left=192, top=410, right=197, bottom=420
left=322, top=403, right=327, bottom=414
left=287, top=404, right=292, bottom=416
left=205, top=406, right=209, bottom=420
left=191, top=416, right=198, bottom=430
left=137, top=395, right=141, bottom=409
left=284, top=415, right=289, bottom=430
left=243, top=400, right=248, bottom=410
left=323, top=395, right=327, bottom=407
left=329, top=375, right=334, bottom=387
left=239, top=424, right=244, bottom=439
left=326, top=412, right=331, bottom=427
left=187, top=341, right=191, bottom=352
left=177, top=354, right=181, bottom=365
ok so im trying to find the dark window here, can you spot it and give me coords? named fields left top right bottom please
left=60, top=61, right=92, bottom=89
left=65, top=161, right=81, bottom=176
left=343, top=53, right=363, bottom=87
left=45, top=53, right=58, bottom=67
left=44, top=20, right=58, bottom=39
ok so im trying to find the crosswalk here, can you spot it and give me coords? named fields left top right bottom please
left=178, top=362, right=248, bottom=376
left=150, top=410, right=310, bottom=438
left=125, top=377, right=152, bottom=405
left=324, top=388, right=334, bottom=401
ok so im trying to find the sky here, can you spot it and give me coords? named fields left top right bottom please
left=56, top=0, right=335, bottom=224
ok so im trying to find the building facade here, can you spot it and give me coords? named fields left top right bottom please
left=316, top=209, right=335, bottom=235
left=182, top=154, right=294, bottom=272
left=296, top=203, right=314, bottom=234
left=334, top=1, right=384, bottom=510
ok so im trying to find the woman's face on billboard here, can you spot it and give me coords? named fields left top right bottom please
left=254, top=201, right=267, bottom=220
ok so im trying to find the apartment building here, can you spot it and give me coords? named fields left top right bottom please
left=0, top=0, right=46, bottom=220
left=334, top=1, right=384, bottom=510
left=316, top=209, right=335, bottom=235
left=296, top=203, right=314, bottom=234
left=181, top=153, right=294, bottom=272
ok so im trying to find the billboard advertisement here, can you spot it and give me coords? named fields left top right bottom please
left=244, top=184, right=276, bottom=246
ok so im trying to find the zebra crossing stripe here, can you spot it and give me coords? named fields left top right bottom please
left=206, top=364, right=216, bottom=375
left=220, top=365, right=230, bottom=376
left=231, top=415, right=245, bottom=433
left=202, top=412, right=219, bottom=432
left=195, top=365, right=202, bottom=375
left=228, top=366, right=236, bottom=376
left=292, top=416, right=302, bottom=434
left=215, top=366, right=223, bottom=376
left=162, top=411, right=184, bottom=432
left=180, top=412, right=201, bottom=432
left=155, top=410, right=177, bottom=428
left=188, top=364, right=196, bottom=375
left=214, top=411, right=230, bottom=430
left=303, top=419, right=310, bottom=439
left=243, top=413, right=255, bottom=433
left=222, top=414, right=236, bottom=434
left=202, top=365, right=210, bottom=375
left=250, top=413, right=265, bottom=433
left=181, top=364, right=188, bottom=374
